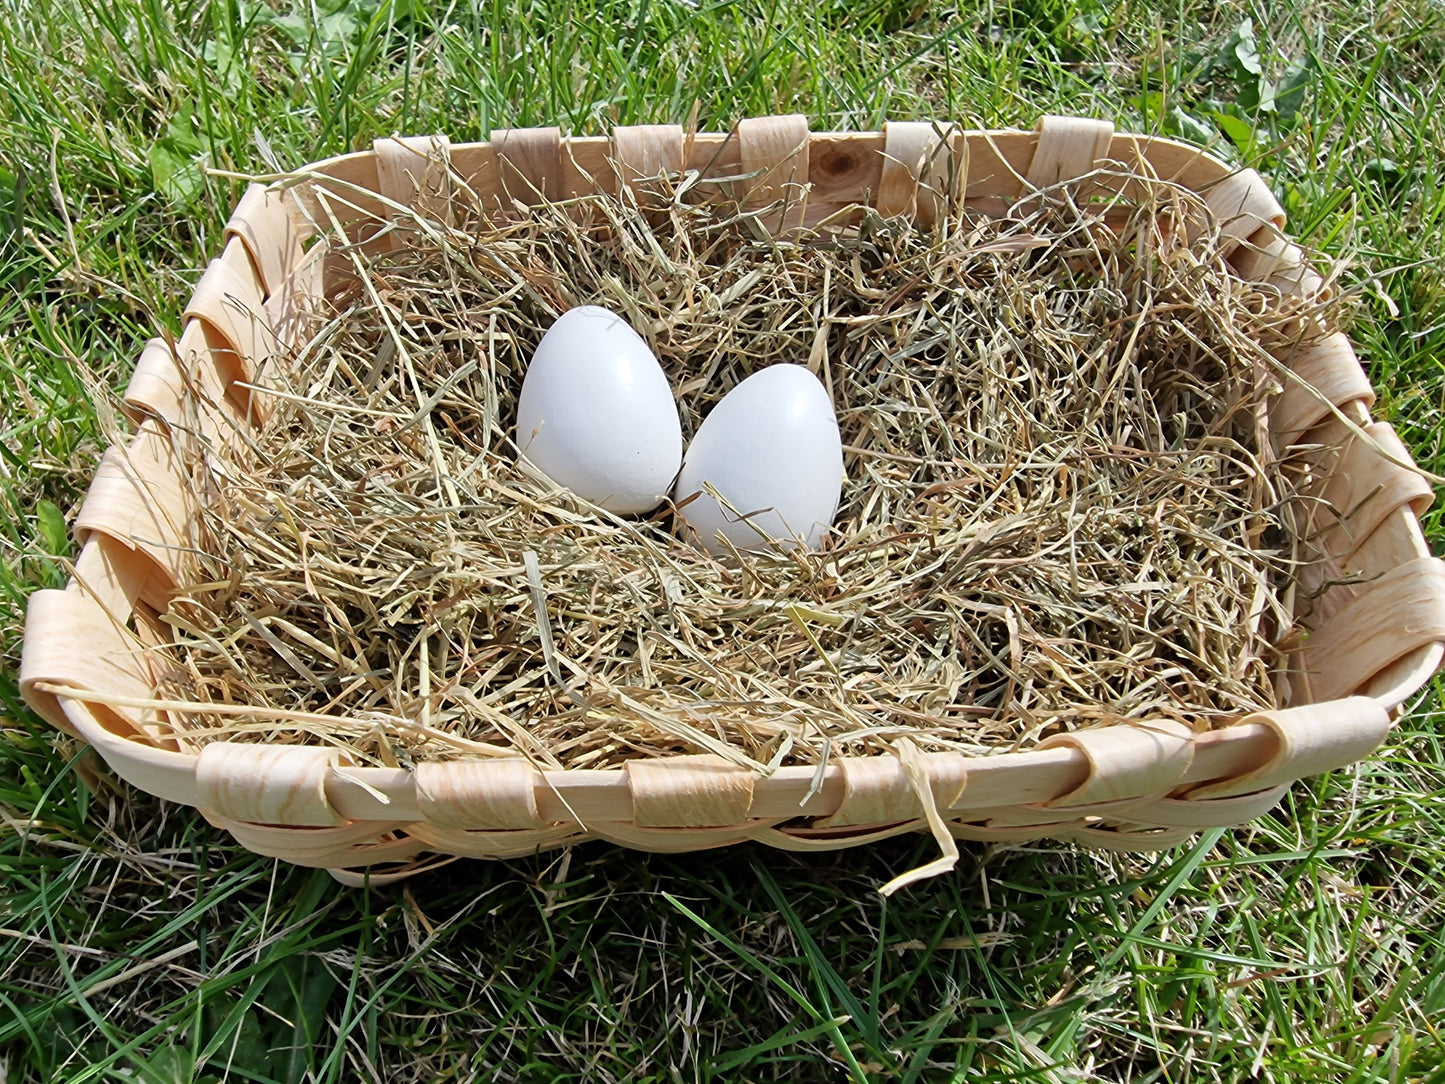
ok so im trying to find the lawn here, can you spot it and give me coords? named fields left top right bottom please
left=3, top=0, right=1445, bottom=1080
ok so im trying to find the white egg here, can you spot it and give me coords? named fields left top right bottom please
left=673, top=364, right=844, bottom=555
left=515, top=306, right=682, bottom=514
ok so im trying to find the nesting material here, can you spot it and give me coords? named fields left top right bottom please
left=150, top=171, right=1342, bottom=772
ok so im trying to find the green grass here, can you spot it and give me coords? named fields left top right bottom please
left=4, top=0, right=1445, bottom=1080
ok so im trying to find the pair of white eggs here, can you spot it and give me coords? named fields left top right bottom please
left=515, top=306, right=843, bottom=555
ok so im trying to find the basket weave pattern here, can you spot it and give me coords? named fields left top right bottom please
left=20, top=115, right=1445, bottom=879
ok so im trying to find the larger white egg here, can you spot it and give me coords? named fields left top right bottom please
left=673, top=364, right=844, bottom=555
left=515, top=306, right=682, bottom=514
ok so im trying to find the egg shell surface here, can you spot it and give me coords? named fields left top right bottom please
left=674, top=364, right=844, bottom=555
left=515, top=306, right=683, bottom=514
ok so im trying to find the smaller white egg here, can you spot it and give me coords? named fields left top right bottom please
left=515, top=306, right=682, bottom=514
left=673, top=364, right=844, bottom=555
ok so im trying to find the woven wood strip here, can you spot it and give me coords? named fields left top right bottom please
left=224, top=183, right=304, bottom=299
left=1232, top=227, right=1329, bottom=301
left=627, top=755, right=757, bottom=827
left=1299, top=558, right=1445, bottom=704
left=72, top=433, right=190, bottom=592
left=1035, top=719, right=1194, bottom=807
left=681, top=129, right=740, bottom=185
left=286, top=148, right=385, bottom=234
left=1343, top=498, right=1430, bottom=580
left=20, top=589, right=157, bottom=737
left=29, top=706, right=1380, bottom=840
left=409, top=823, right=584, bottom=859
left=1131, top=784, right=1292, bottom=827
left=414, top=759, right=540, bottom=830
left=182, top=244, right=276, bottom=396
left=1064, top=824, right=1196, bottom=852
left=1203, top=170, right=1286, bottom=249
left=1108, top=135, right=1224, bottom=190
left=1188, top=696, right=1389, bottom=799
left=878, top=121, right=964, bottom=225
left=205, top=817, right=415, bottom=863
left=67, top=535, right=162, bottom=632
left=946, top=820, right=1125, bottom=846
left=266, top=244, right=326, bottom=359
left=279, top=126, right=1233, bottom=235
left=196, top=743, right=346, bottom=827
left=981, top=799, right=1147, bottom=828
left=1299, top=499, right=1435, bottom=638
left=737, top=114, right=811, bottom=233
left=492, top=126, right=561, bottom=204
left=592, top=822, right=786, bottom=852
left=277, top=126, right=1237, bottom=235
left=1025, top=115, right=1113, bottom=189
left=976, top=820, right=1190, bottom=855
left=1270, top=331, right=1377, bottom=445
left=556, top=137, right=600, bottom=201
left=28, top=687, right=1427, bottom=867
left=817, top=752, right=967, bottom=828
left=216, top=824, right=430, bottom=876
left=121, top=337, right=185, bottom=427
left=1088, top=133, right=1165, bottom=204
left=373, top=135, right=454, bottom=238
left=57, top=698, right=210, bottom=809
left=1366, top=645, right=1445, bottom=708
left=760, top=820, right=926, bottom=852
left=453, top=141, right=500, bottom=208
left=1315, top=422, right=1435, bottom=558
left=17, top=702, right=1405, bottom=869
left=934, top=821, right=1048, bottom=844
left=327, top=855, right=459, bottom=887
left=194, top=318, right=268, bottom=442
left=611, top=123, right=685, bottom=195
left=566, top=824, right=713, bottom=851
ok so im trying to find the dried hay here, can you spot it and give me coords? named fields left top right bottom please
left=146, top=164, right=1344, bottom=772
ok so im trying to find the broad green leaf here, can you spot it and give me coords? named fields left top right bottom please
left=149, top=140, right=204, bottom=204
left=1166, top=106, right=1214, bottom=146
left=1364, top=157, right=1402, bottom=181
left=275, top=954, right=340, bottom=1084
left=1276, top=57, right=1315, bottom=120
left=1211, top=109, right=1256, bottom=152
left=35, top=500, right=68, bottom=557
left=149, top=110, right=208, bottom=204
left=1237, top=74, right=1265, bottom=115
left=1230, top=18, right=1262, bottom=76
left=136, top=1043, right=196, bottom=1084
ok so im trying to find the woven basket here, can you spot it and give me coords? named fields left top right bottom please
left=21, top=114, right=1445, bottom=885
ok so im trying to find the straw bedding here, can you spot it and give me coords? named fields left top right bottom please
left=149, top=170, right=1342, bottom=772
